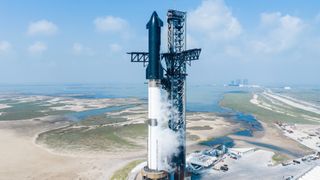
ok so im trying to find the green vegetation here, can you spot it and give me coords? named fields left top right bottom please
left=77, top=114, right=128, bottom=126
left=115, top=124, right=147, bottom=138
left=220, top=92, right=320, bottom=124
left=187, top=125, right=213, bottom=130
left=258, top=94, right=320, bottom=119
left=272, top=153, right=289, bottom=164
left=283, top=90, right=320, bottom=105
left=0, top=99, right=17, bottom=104
left=187, top=134, right=201, bottom=141
left=37, top=123, right=147, bottom=151
left=111, top=159, right=145, bottom=180
left=0, top=101, right=71, bottom=120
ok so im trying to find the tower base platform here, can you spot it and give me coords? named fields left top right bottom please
left=141, top=166, right=169, bottom=180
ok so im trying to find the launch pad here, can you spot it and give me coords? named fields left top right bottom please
left=141, top=166, right=169, bottom=180
left=128, top=10, right=201, bottom=180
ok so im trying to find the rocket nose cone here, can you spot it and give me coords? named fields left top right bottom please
left=151, top=11, right=158, bottom=19
left=147, top=11, right=163, bottom=29
left=150, top=11, right=159, bottom=25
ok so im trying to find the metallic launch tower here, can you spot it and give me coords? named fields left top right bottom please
left=128, top=10, right=201, bottom=180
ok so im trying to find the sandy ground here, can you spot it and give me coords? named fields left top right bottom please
left=0, top=117, right=145, bottom=180
left=49, top=97, right=141, bottom=112
left=185, top=112, right=312, bottom=158
left=0, top=104, right=11, bottom=109
left=187, top=113, right=241, bottom=142
left=250, top=92, right=320, bottom=123
left=1, top=95, right=141, bottom=112
left=0, top=99, right=314, bottom=179
left=264, top=91, right=320, bottom=115
left=229, top=121, right=313, bottom=158
left=278, top=123, right=320, bottom=152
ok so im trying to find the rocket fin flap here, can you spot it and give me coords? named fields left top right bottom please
left=146, top=21, right=151, bottom=29
left=158, top=18, right=163, bottom=27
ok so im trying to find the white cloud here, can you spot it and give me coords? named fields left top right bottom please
left=260, top=12, right=282, bottom=26
left=94, top=16, right=128, bottom=33
left=27, top=20, right=58, bottom=36
left=188, top=0, right=242, bottom=40
left=251, top=12, right=305, bottom=54
left=28, top=42, right=47, bottom=55
left=186, top=0, right=307, bottom=63
left=109, top=43, right=122, bottom=53
left=0, top=41, right=12, bottom=54
left=72, top=43, right=94, bottom=56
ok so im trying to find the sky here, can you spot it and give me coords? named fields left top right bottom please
left=0, top=0, right=320, bottom=86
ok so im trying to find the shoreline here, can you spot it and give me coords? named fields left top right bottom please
left=216, top=92, right=318, bottom=157
left=0, top=90, right=318, bottom=179
left=0, top=115, right=146, bottom=180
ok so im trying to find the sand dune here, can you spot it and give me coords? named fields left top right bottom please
left=264, top=92, right=320, bottom=115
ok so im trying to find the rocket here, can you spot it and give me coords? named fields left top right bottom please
left=146, top=11, right=163, bottom=80
left=129, top=9, right=201, bottom=180
left=146, top=11, right=164, bottom=171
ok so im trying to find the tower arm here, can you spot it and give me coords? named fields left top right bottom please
left=127, top=52, right=149, bottom=66
left=161, top=48, right=201, bottom=62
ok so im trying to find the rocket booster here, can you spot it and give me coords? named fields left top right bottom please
left=146, top=11, right=164, bottom=171
left=146, top=11, right=163, bottom=80
left=147, top=79, right=161, bottom=170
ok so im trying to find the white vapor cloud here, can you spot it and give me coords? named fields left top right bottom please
left=27, top=20, right=58, bottom=36
left=72, top=43, right=94, bottom=56
left=94, top=16, right=128, bottom=33
left=0, top=41, right=12, bottom=54
left=189, top=0, right=242, bottom=40
left=28, top=42, right=47, bottom=55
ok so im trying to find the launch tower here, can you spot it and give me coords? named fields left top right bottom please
left=128, top=10, right=201, bottom=180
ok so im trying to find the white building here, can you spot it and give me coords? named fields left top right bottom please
left=187, top=153, right=218, bottom=168
left=228, top=147, right=256, bottom=156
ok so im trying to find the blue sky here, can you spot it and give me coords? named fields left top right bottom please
left=0, top=0, right=320, bottom=85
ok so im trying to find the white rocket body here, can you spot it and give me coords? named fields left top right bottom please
left=148, top=79, right=162, bottom=170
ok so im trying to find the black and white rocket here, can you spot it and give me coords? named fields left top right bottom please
left=146, top=11, right=164, bottom=171
left=129, top=10, right=201, bottom=179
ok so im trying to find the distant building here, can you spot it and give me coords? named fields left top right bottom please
left=228, top=79, right=249, bottom=87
